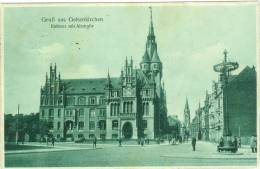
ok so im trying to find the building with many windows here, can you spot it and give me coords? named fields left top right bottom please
left=39, top=10, right=168, bottom=141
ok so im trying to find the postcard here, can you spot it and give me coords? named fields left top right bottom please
left=2, top=2, right=258, bottom=168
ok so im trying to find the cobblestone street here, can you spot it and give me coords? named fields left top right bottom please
left=5, top=141, right=257, bottom=167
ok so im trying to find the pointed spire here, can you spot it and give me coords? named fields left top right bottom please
left=148, top=6, right=155, bottom=37
left=185, top=97, right=189, bottom=110
left=107, top=68, right=110, bottom=79
left=151, top=48, right=161, bottom=63
left=125, top=56, right=128, bottom=66
left=141, top=49, right=150, bottom=63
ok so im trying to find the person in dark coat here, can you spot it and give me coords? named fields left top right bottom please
left=118, top=137, right=122, bottom=147
left=233, top=137, right=238, bottom=148
left=192, top=137, right=196, bottom=151
left=219, top=136, right=224, bottom=147
left=93, top=136, right=97, bottom=149
left=51, top=137, right=55, bottom=147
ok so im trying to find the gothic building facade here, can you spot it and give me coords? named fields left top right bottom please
left=39, top=10, right=168, bottom=140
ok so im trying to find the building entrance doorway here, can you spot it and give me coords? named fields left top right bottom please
left=122, top=122, right=133, bottom=139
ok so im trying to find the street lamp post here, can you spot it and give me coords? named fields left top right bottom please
left=16, top=104, right=20, bottom=144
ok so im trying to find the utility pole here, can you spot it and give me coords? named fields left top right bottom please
left=16, top=104, right=20, bottom=144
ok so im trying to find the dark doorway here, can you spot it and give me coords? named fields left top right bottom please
left=122, top=122, right=133, bottom=139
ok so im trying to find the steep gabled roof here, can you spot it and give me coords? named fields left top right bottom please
left=62, top=77, right=121, bottom=94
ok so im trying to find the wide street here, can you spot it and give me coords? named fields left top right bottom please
left=5, top=141, right=257, bottom=167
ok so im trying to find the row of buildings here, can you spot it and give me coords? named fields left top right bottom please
left=182, top=50, right=256, bottom=144
left=39, top=9, right=168, bottom=141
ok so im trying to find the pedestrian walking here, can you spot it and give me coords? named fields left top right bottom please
left=141, top=137, right=144, bottom=146
left=51, top=137, right=55, bottom=147
left=238, top=137, right=241, bottom=148
left=233, top=136, right=238, bottom=152
left=46, top=136, right=49, bottom=146
left=192, top=137, right=196, bottom=151
left=118, top=137, right=122, bottom=147
left=93, top=135, right=97, bottom=149
left=250, top=135, right=256, bottom=153
left=168, top=136, right=172, bottom=144
left=219, top=136, right=224, bottom=147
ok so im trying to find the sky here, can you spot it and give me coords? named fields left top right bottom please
left=4, top=4, right=256, bottom=121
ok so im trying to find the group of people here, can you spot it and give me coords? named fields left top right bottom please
left=40, top=136, right=55, bottom=147
left=218, top=136, right=241, bottom=149
left=218, top=135, right=257, bottom=153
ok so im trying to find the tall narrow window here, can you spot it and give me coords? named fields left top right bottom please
left=58, top=109, right=61, bottom=118
left=146, top=103, right=149, bottom=115
left=126, top=102, right=129, bottom=113
left=78, top=121, right=84, bottom=130
left=112, top=120, right=118, bottom=130
left=49, top=109, right=54, bottom=117
left=89, top=121, right=95, bottom=130
left=90, top=109, right=95, bottom=118
left=130, top=102, right=133, bottom=113
left=57, top=122, right=60, bottom=130
left=110, top=104, right=113, bottom=116
left=42, top=110, right=45, bottom=118
left=79, top=109, right=84, bottom=116
left=117, top=103, right=120, bottom=115
left=123, top=102, right=126, bottom=113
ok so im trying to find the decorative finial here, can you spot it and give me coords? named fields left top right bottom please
left=149, top=6, right=153, bottom=23
left=223, top=49, right=228, bottom=62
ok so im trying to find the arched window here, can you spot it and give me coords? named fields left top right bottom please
left=78, top=96, right=86, bottom=105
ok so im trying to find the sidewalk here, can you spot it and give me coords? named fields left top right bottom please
left=162, top=141, right=257, bottom=159
left=5, top=143, right=95, bottom=155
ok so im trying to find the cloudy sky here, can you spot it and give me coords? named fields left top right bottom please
left=4, top=3, right=256, bottom=121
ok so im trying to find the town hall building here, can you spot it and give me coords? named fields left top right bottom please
left=39, top=9, right=168, bottom=140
